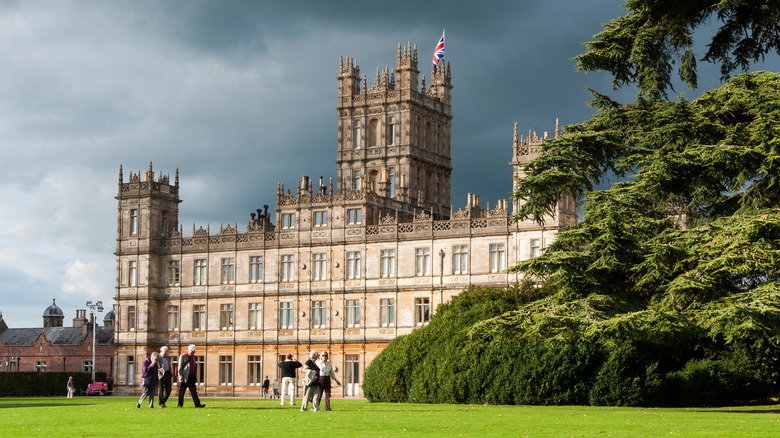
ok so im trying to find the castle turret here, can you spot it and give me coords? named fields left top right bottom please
left=333, top=42, right=453, bottom=223
left=511, top=120, right=577, bottom=226
left=115, top=162, right=182, bottom=368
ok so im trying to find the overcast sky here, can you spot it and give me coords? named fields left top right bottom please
left=1, top=0, right=778, bottom=327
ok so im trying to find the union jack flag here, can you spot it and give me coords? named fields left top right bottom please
left=432, top=30, right=445, bottom=71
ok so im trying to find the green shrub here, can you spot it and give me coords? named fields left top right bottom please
left=588, top=343, right=664, bottom=406
left=0, top=372, right=108, bottom=397
left=364, top=285, right=533, bottom=403
left=664, top=343, right=779, bottom=406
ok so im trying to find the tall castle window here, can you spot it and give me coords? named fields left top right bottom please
left=127, top=305, right=136, bottom=331
left=167, top=305, right=179, bottom=331
left=221, top=258, right=235, bottom=284
left=530, top=239, right=541, bottom=258
left=347, top=251, right=361, bottom=279
left=193, top=305, right=205, bottom=331
left=128, top=261, right=137, bottom=287
left=380, top=298, right=395, bottom=326
left=220, top=303, right=234, bottom=330
left=381, top=249, right=396, bottom=278
left=279, top=302, right=293, bottom=329
left=219, top=356, right=233, bottom=386
left=194, top=259, right=207, bottom=285
left=388, top=116, right=396, bottom=145
left=453, top=245, right=469, bottom=274
left=416, top=247, right=431, bottom=276
left=130, top=209, right=138, bottom=235
left=415, top=297, right=430, bottom=325
left=161, top=210, right=168, bottom=235
left=369, top=118, right=379, bottom=147
left=281, top=255, right=295, bottom=282
left=346, top=299, right=360, bottom=327
left=312, top=301, right=326, bottom=328
left=250, top=256, right=263, bottom=282
left=352, top=169, right=361, bottom=190
left=313, top=253, right=327, bottom=281
left=388, top=168, right=395, bottom=196
left=353, top=120, right=361, bottom=149
left=490, top=243, right=506, bottom=272
left=248, top=356, right=262, bottom=386
left=248, top=303, right=261, bottom=330
left=167, top=261, right=180, bottom=286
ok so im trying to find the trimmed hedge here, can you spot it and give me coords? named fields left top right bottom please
left=0, top=372, right=108, bottom=397
left=363, top=286, right=780, bottom=406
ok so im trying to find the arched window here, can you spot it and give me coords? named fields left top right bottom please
left=369, top=170, right=379, bottom=193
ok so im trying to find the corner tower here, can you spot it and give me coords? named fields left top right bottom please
left=511, top=121, right=578, bottom=227
left=114, top=163, right=180, bottom=354
left=336, top=42, right=453, bottom=221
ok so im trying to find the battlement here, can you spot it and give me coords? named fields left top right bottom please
left=338, top=42, right=451, bottom=103
left=117, top=162, right=179, bottom=198
left=511, top=119, right=560, bottom=164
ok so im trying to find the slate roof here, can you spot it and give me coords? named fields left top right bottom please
left=0, top=326, right=114, bottom=346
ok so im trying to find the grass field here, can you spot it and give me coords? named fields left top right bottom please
left=1, top=397, right=779, bottom=437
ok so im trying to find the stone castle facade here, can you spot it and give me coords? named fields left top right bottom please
left=113, top=42, right=577, bottom=396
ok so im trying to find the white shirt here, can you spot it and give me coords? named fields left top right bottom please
left=316, top=359, right=335, bottom=377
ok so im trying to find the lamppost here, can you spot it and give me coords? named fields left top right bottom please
left=85, top=300, right=103, bottom=383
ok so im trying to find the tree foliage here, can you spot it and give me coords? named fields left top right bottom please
left=513, top=72, right=780, bottom=324
left=576, top=0, right=780, bottom=99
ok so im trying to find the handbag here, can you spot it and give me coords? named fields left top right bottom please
left=142, top=376, right=151, bottom=387
left=302, top=369, right=318, bottom=387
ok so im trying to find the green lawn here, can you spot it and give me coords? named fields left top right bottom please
left=1, top=397, right=779, bottom=437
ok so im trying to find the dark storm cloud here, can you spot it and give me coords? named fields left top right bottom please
left=1, top=0, right=777, bottom=326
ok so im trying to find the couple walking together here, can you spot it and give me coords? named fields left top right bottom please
left=137, top=344, right=205, bottom=409
left=301, top=350, right=341, bottom=412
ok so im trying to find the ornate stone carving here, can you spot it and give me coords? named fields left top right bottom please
left=380, top=214, right=397, bottom=224
left=432, top=221, right=450, bottom=231
left=415, top=211, right=432, bottom=222
left=452, top=210, right=470, bottom=219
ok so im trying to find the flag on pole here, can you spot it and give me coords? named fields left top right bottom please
left=432, top=30, right=445, bottom=71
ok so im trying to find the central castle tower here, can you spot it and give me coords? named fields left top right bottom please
left=335, top=43, right=453, bottom=222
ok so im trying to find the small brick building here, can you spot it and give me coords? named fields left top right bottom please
left=0, top=299, right=115, bottom=383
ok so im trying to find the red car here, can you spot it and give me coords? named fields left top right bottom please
left=86, top=382, right=108, bottom=396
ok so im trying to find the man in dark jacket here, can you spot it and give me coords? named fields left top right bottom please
left=157, top=346, right=172, bottom=408
left=277, top=354, right=302, bottom=406
left=177, top=344, right=205, bottom=408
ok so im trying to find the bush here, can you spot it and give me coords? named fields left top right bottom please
left=364, top=285, right=532, bottom=403
left=588, top=343, right=664, bottom=406
left=363, top=285, right=780, bottom=407
left=0, top=372, right=108, bottom=397
left=664, top=343, right=779, bottom=406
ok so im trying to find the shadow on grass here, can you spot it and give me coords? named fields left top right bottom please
left=0, top=401, right=96, bottom=409
left=688, top=408, right=780, bottom=415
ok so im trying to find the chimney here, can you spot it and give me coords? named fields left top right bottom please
left=73, top=309, right=88, bottom=330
